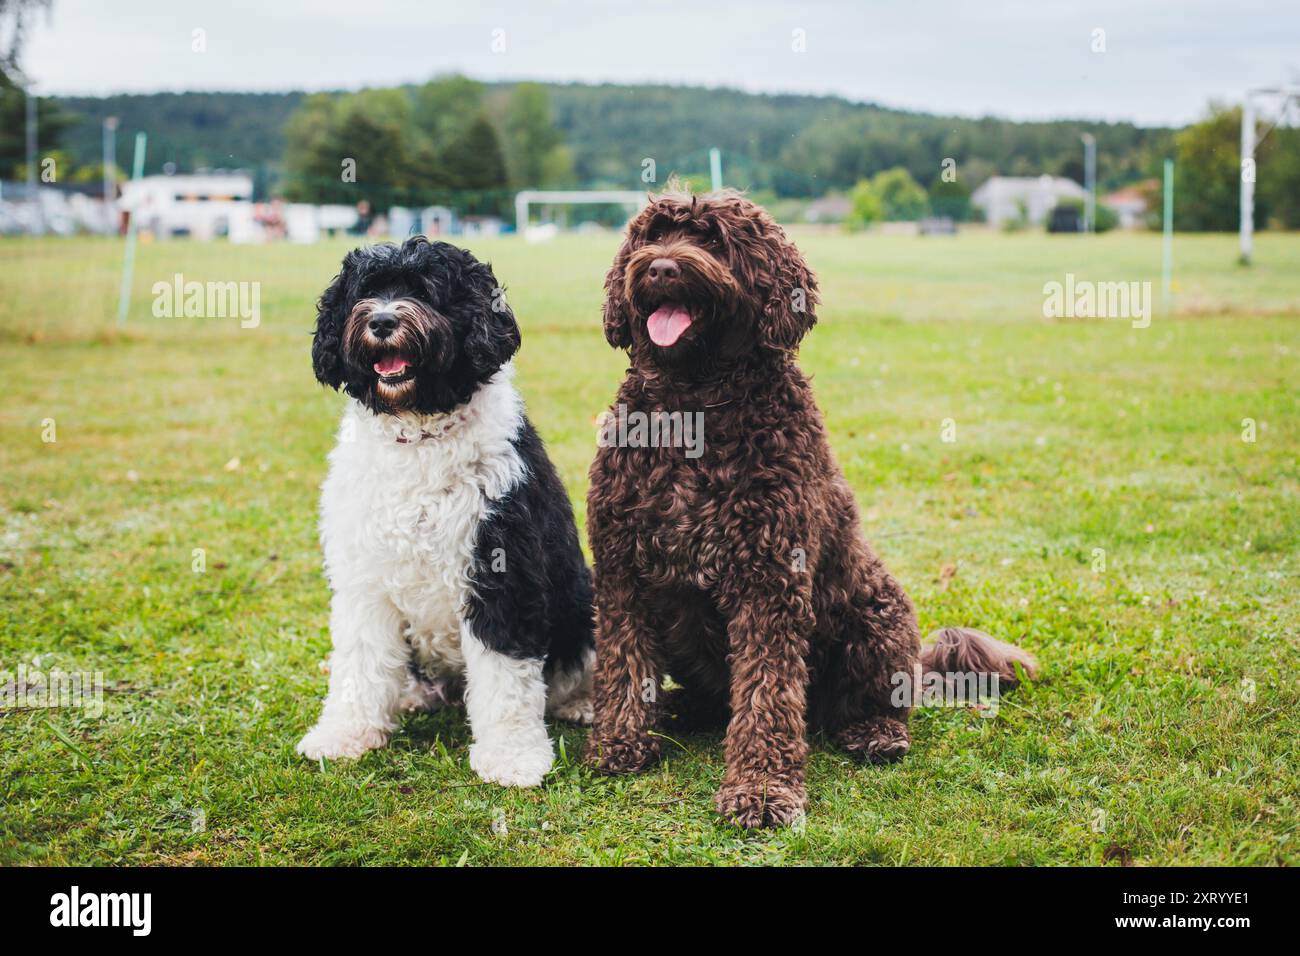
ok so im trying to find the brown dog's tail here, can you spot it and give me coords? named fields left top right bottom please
left=920, top=627, right=1038, bottom=689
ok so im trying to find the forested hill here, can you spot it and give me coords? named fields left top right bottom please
left=53, top=81, right=1172, bottom=197
left=54, top=91, right=307, bottom=194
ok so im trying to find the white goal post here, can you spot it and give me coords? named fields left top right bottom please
left=1240, top=85, right=1300, bottom=264
left=514, top=190, right=648, bottom=234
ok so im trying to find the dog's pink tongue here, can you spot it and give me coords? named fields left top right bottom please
left=374, top=356, right=410, bottom=375
left=647, top=306, right=692, bottom=347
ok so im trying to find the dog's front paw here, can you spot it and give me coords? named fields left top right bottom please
left=548, top=695, right=594, bottom=726
left=469, top=737, right=554, bottom=788
left=296, top=721, right=390, bottom=761
left=584, top=734, right=660, bottom=775
left=834, top=717, right=911, bottom=764
left=715, top=775, right=807, bottom=829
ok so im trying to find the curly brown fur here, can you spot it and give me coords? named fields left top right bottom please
left=584, top=189, right=1036, bottom=828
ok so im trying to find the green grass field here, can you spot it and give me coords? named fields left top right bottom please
left=1, top=229, right=1296, bottom=865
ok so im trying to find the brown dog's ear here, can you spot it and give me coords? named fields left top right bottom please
left=759, top=230, right=819, bottom=353
left=601, top=254, right=633, bottom=349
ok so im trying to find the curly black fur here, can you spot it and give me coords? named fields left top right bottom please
left=312, top=236, right=520, bottom=415
left=467, top=422, right=595, bottom=673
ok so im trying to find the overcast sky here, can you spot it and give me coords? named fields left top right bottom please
left=19, top=0, right=1300, bottom=126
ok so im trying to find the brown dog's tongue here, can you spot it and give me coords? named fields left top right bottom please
left=647, top=306, right=692, bottom=346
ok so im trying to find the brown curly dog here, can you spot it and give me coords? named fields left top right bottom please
left=584, top=189, right=1037, bottom=828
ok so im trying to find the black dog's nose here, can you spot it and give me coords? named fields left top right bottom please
left=647, top=257, right=680, bottom=282
left=368, top=312, right=398, bottom=337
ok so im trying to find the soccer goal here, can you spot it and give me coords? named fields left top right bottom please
left=1240, top=85, right=1300, bottom=264
left=514, top=190, right=648, bottom=235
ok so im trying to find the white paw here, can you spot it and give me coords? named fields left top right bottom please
left=296, top=721, right=389, bottom=760
left=469, top=737, right=554, bottom=787
left=548, top=695, right=594, bottom=726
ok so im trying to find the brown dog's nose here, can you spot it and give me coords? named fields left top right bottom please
left=647, top=257, right=680, bottom=282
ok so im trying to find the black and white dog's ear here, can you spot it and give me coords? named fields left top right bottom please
left=462, top=263, right=521, bottom=377
left=312, top=252, right=356, bottom=389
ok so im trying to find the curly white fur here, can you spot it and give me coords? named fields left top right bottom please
left=296, top=364, right=588, bottom=786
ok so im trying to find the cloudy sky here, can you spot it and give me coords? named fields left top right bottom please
left=19, top=0, right=1300, bottom=126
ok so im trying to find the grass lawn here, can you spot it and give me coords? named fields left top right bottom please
left=0, top=229, right=1296, bottom=865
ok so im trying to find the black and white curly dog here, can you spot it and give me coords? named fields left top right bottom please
left=297, top=237, right=594, bottom=786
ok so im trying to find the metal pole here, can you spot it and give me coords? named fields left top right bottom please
left=1081, top=133, right=1096, bottom=233
left=709, top=147, right=723, bottom=192
left=103, top=117, right=119, bottom=234
left=117, top=132, right=147, bottom=326
left=1162, top=159, right=1174, bottom=313
left=102, top=119, right=118, bottom=198
left=1239, top=95, right=1256, bottom=265
left=25, top=83, right=42, bottom=235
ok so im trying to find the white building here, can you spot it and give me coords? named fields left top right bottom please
left=971, top=175, right=1088, bottom=227
left=1102, top=183, right=1154, bottom=229
left=119, top=171, right=254, bottom=240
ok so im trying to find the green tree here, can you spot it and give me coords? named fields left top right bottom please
left=846, top=178, right=882, bottom=231
left=1258, top=126, right=1300, bottom=229
left=438, top=113, right=508, bottom=213
left=282, top=93, right=338, bottom=200
left=502, top=82, right=572, bottom=188
left=283, top=89, right=414, bottom=204
left=1171, top=104, right=1249, bottom=231
left=870, top=166, right=928, bottom=221
left=539, top=143, right=577, bottom=186
left=411, top=74, right=484, bottom=147
left=336, top=89, right=415, bottom=193
left=0, top=73, right=75, bottom=180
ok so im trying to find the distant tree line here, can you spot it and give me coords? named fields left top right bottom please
left=21, top=80, right=1300, bottom=231
left=41, top=81, right=1169, bottom=197
left=541, top=83, right=1171, bottom=198
left=15, top=90, right=306, bottom=194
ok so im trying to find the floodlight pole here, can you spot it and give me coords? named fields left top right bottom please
left=1240, top=95, right=1256, bottom=265
left=1081, top=133, right=1096, bottom=234
left=1162, top=159, right=1174, bottom=313
left=709, top=147, right=723, bottom=192
left=25, top=82, right=43, bottom=235
left=117, top=132, right=148, bottom=326
left=103, top=116, right=119, bottom=230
